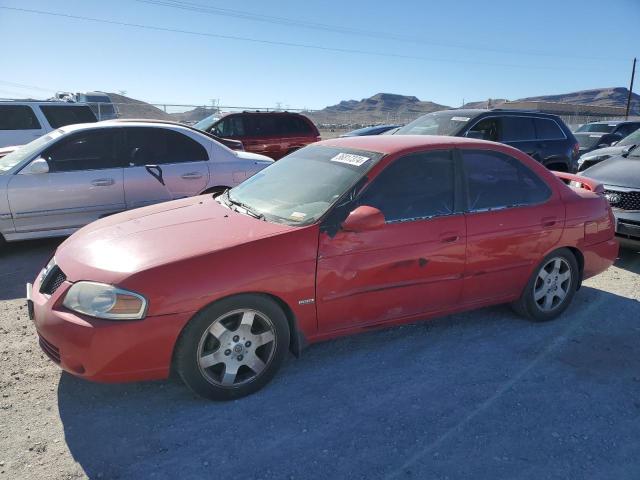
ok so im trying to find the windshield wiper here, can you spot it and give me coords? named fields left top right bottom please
left=224, top=191, right=265, bottom=220
left=621, top=144, right=638, bottom=157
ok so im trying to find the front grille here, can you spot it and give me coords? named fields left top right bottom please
left=38, top=335, right=61, bottom=363
left=39, top=265, right=66, bottom=295
left=604, top=189, right=640, bottom=211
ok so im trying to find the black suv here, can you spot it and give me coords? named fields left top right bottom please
left=395, top=109, right=580, bottom=172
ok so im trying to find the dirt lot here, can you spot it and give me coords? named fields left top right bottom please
left=1, top=239, right=640, bottom=480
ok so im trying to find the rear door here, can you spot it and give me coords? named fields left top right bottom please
left=533, top=117, right=570, bottom=166
left=316, top=149, right=466, bottom=333
left=499, top=116, right=539, bottom=160
left=460, top=148, right=564, bottom=305
left=122, top=127, right=210, bottom=209
left=0, top=105, right=47, bottom=147
left=7, top=128, right=125, bottom=232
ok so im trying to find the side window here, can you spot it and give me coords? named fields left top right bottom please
left=214, top=117, right=245, bottom=137
left=254, top=116, right=278, bottom=136
left=39, top=106, right=97, bottom=128
left=462, top=150, right=551, bottom=211
left=125, top=128, right=208, bottom=165
left=467, top=118, right=500, bottom=141
left=501, top=117, right=536, bottom=142
left=43, top=130, right=119, bottom=172
left=358, top=150, right=455, bottom=223
left=0, top=105, right=41, bottom=130
left=534, top=118, right=566, bottom=140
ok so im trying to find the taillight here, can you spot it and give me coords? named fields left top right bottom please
left=572, top=142, right=579, bottom=158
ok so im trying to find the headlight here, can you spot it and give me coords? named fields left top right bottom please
left=63, top=282, right=147, bottom=320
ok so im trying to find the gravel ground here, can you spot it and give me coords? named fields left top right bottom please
left=1, top=239, right=639, bottom=480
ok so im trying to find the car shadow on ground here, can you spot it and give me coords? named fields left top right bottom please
left=57, top=286, right=640, bottom=480
left=0, top=238, right=62, bottom=301
left=615, top=247, right=640, bottom=274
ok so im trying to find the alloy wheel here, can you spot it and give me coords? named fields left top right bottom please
left=197, top=309, right=276, bottom=387
left=533, top=257, right=572, bottom=312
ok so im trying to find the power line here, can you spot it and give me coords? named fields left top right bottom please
left=136, top=0, right=627, bottom=63
left=0, top=6, right=609, bottom=71
left=0, top=80, right=59, bottom=93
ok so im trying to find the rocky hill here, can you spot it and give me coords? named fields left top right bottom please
left=106, top=93, right=172, bottom=120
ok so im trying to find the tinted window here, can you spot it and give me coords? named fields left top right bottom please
left=279, top=116, right=313, bottom=135
left=358, top=150, right=455, bottom=222
left=214, top=116, right=245, bottom=137
left=253, top=116, right=278, bottom=136
left=615, top=123, right=639, bottom=137
left=462, top=150, right=550, bottom=211
left=43, top=130, right=119, bottom=172
left=534, top=118, right=565, bottom=140
left=39, top=105, right=97, bottom=128
left=576, top=123, right=616, bottom=133
left=501, top=117, right=536, bottom=142
left=467, top=118, right=500, bottom=141
left=0, top=105, right=41, bottom=130
left=125, top=128, right=208, bottom=165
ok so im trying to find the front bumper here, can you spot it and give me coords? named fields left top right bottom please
left=612, top=209, right=640, bottom=251
left=28, top=276, right=195, bottom=383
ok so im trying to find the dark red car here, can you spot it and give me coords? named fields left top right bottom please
left=28, top=135, right=617, bottom=400
left=205, top=111, right=320, bottom=160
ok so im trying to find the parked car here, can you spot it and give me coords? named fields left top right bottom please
left=580, top=147, right=640, bottom=250
left=0, top=120, right=272, bottom=245
left=578, top=127, right=640, bottom=171
left=574, top=120, right=640, bottom=156
left=201, top=111, right=321, bottom=160
left=394, top=109, right=580, bottom=172
left=75, top=92, right=119, bottom=120
left=27, top=135, right=617, bottom=400
left=193, top=114, right=220, bottom=132
left=0, top=101, right=97, bottom=148
left=340, top=124, right=401, bottom=137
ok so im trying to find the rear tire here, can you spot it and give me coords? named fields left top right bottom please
left=174, top=294, right=290, bottom=401
left=511, top=248, right=579, bottom=322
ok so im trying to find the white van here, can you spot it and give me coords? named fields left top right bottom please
left=0, top=101, right=97, bottom=148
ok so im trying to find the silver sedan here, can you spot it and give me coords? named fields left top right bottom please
left=0, top=120, right=273, bottom=245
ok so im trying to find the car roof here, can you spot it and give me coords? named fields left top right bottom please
left=0, top=100, right=92, bottom=107
left=56, top=119, right=208, bottom=136
left=319, top=134, right=501, bottom=155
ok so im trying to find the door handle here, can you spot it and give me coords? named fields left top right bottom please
left=440, top=233, right=460, bottom=243
left=541, top=217, right=557, bottom=228
left=91, top=178, right=115, bottom=186
left=181, top=172, right=203, bottom=180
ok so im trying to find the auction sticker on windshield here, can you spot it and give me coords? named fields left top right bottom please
left=451, top=116, right=470, bottom=122
left=330, top=152, right=370, bottom=166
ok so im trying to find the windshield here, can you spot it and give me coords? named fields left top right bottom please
left=576, top=133, right=604, bottom=149
left=618, top=128, right=640, bottom=147
left=223, top=145, right=383, bottom=225
left=194, top=114, right=220, bottom=132
left=0, top=131, right=62, bottom=173
left=576, top=123, right=616, bottom=133
left=395, top=111, right=472, bottom=136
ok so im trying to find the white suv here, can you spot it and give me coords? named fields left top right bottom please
left=0, top=101, right=97, bottom=148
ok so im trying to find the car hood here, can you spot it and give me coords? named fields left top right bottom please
left=580, top=144, right=630, bottom=159
left=55, top=195, right=293, bottom=284
left=580, top=155, right=640, bottom=188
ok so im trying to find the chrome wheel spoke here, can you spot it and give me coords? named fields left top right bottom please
left=200, top=350, right=226, bottom=369
left=209, top=321, right=231, bottom=341
left=253, top=330, right=275, bottom=347
left=556, top=286, right=567, bottom=301
left=221, top=363, right=239, bottom=386
left=543, top=292, right=554, bottom=310
left=244, top=353, right=266, bottom=375
left=558, top=271, right=571, bottom=283
left=240, top=310, right=256, bottom=329
left=534, top=287, right=547, bottom=301
left=553, top=258, right=562, bottom=272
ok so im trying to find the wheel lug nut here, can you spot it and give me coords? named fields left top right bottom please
left=237, top=355, right=243, bottom=361
left=245, top=341, right=251, bottom=347
left=224, top=349, right=231, bottom=356
left=233, top=335, right=240, bottom=342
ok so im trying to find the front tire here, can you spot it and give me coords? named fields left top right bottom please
left=174, top=294, right=290, bottom=400
left=512, top=248, right=579, bottom=322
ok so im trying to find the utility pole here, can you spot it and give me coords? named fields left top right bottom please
left=625, top=57, right=636, bottom=120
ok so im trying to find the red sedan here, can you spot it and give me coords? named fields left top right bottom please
left=28, top=135, right=618, bottom=400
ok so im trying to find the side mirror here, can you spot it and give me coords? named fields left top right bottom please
left=610, top=141, right=618, bottom=146
left=21, top=157, right=50, bottom=175
left=342, top=206, right=385, bottom=232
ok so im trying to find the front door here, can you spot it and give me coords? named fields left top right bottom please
left=121, top=127, right=210, bottom=209
left=7, top=128, right=125, bottom=233
left=459, top=148, right=565, bottom=304
left=316, top=149, right=466, bottom=333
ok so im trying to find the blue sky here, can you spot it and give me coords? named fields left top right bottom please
left=1, top=0, right=638, bottom=110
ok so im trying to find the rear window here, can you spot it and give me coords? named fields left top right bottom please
left=534, top=118, right=566, bottom=140
left=0, top=105, right=41, bottom=130
left=39, top=105, right=97, bottom=128
left=501, top=117, right=535, bottom=142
